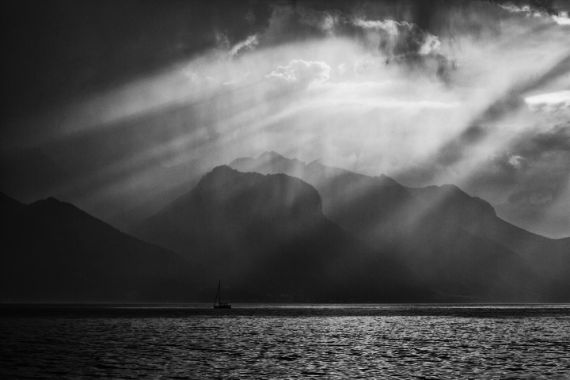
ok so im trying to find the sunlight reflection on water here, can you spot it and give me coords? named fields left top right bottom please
left=1, top=306, right=569, bottom=379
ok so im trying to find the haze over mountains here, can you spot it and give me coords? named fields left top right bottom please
left=1, top=151, right=569, bottom=302
left=230, top=152, right=570, bottom=300
left=137, top=166, right=424, bottom=301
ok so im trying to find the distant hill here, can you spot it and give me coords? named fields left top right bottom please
left=0, top=193, right=193, bottom=302
left=137, top=166, right=426, bottom=302
left=231, top=152, right=570, bottom=301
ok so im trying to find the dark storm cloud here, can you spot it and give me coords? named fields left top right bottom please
left=236, top=1, right=460, bottom=84
left=1, top=0, right=272, bottom=124
left=2, top=0, right=563, bottom=125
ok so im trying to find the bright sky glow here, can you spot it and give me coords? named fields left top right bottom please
left=525, top=90, right=570, bottom=109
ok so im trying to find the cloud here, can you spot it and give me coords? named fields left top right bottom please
left=229, top=35, right=259, bottom=58
left=352, top=18, right=409, bottom=35
left=350, top=17, right=454, bottom=80
left=352, top=17, right=426, bottom=57
left=298, top=8, right=340, bottom=35
left=525, top=90, right=570, bottom=111
left=266, top=60, right=331, bottom=87
left=499, top=3, right=570, bottom=25
left=418, top=34, right=442, bottom=56
left=552, top=11, right=570, bottom=25
left=499, top=4, right=544, bottom=17
left=508, top=154, right=525, bottom=169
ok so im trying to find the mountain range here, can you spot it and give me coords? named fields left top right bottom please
left=2, top=151, right=568, bottom=302
left=230, top=152, right=570, bottom=301
left=137, top=166, right=425, bottom=301
left=0, top=193, right=192, bottom=302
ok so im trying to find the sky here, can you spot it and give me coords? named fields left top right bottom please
left=1, top=0, right=569, bottom=238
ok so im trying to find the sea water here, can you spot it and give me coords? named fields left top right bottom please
left=1, top=304, right=569, bottom=379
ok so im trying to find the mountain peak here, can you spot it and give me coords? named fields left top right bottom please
left=258, top=151, right=287, bottom=160
left=377, top=173, right=403, bottom=187
left=30, top=196, right=74, bottom=211
left=208, top=165, right=239, bottom=176
left=196, top=165, right=243, bottom=192
left=39, top=196, right=63, bottom=204
left=0, top=192, right=23, bottom=206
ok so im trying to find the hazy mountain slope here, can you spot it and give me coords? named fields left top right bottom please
left=231, top=152, right=569, bottom=301
left=232, top=152, right=414, bottom=243
left=396, top=183, right=569, bottom=301
left=138, top=166, right=426, bottom=302
left=0, top=193, right=192, bottom=302
left=138, top=165, right=541, bottom=301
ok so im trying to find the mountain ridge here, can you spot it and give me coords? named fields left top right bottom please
left=230, top=151, right=567, bottom=241
left=137, top=162, right=567, bottom=301
left=3, top=152, right=568, bottom=302
left=229, top=151, right=570, bottom=301
left=0, top=192, right=193, bottom=302
left=137, top=166, right=428, bottom=302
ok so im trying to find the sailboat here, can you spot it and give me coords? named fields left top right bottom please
left=213, top=280, right=231, bottom=309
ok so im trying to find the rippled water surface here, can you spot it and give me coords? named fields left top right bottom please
left=1, top=305, right=569, bottom=379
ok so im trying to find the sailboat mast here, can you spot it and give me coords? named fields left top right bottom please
left=212, top=279, right=231, bottom=309
left=215, top=280, right=221, bottom=304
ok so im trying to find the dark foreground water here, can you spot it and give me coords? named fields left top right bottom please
left=1, top=304, right=569, bottom=379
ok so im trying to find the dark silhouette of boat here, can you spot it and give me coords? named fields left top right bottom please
left=213, top=280, right=231, bottom=309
